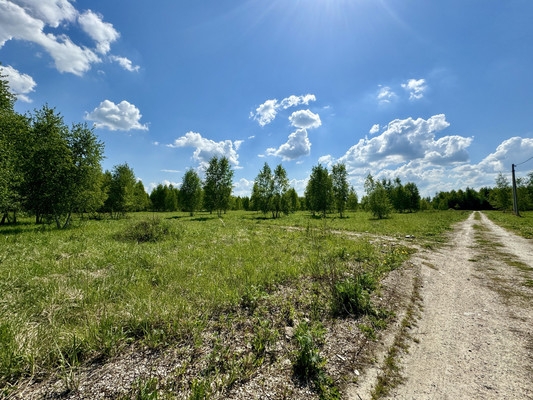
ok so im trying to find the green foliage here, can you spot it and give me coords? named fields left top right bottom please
left=104, top=163, right=137, bottom=218
left=251, top=162, right=272, bottom=214
left=346, top=187, right=358, bottom=211
left=0, top=65, right=16, bottom=111
left=272, top=164, right=290, bottom=218
left=490, top=172, right=512, bottom=212
left=133, top=181, right=151, bottom=212
left=331, top=163, right=349, bottom=217
left=251, top=318, right=278, bottom=360
left=331, top=273, right=376, bottom=317
left=305, top=164, right=333, bottom=217
left=117, top=219, right=181, bottom=243
left=203, top=156, right=233, bottom=217
left=292, top=321, right=325, bottom=380
left=150, top=184, right=179, bottom=212
left=251, top=162, right=293, bottom=218
left=364, top=174, right=392, bottom=219
left=129, top=377, right=159, bottom=400
left=292, top=321, right=340, bottom=399
left=189, top=378, right=211, bottom=400
left=180, top=169, right=202, bottom=216
left=286, top=187, right=300, bottom=212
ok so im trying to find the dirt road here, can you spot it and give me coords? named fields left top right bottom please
left=370, top=212, right=533, bottom=399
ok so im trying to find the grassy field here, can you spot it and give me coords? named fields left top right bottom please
left=484, top=210, right=533, bottom=239
left=0, top=209, right=469, bottom=397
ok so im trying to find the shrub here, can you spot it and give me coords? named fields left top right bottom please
left=117, top=219, right=180, bottom=243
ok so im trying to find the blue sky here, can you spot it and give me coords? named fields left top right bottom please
left=1, top=0, right=533, bottom=198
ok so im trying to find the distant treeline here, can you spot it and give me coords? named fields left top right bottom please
left=2, top=67, right=532, bottom=228
left=429, top=172, right=533, bottom=212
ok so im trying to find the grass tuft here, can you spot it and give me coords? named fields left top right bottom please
left=116, top=218, right=181, bottom=243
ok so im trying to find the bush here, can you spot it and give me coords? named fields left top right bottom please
left=117, top=219, right=180, bottom=243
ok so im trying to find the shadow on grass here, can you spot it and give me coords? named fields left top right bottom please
left=0, top=221, right=40, bottom=236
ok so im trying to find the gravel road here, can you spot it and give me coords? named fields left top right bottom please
left=379, top=212, right=533, bottom=399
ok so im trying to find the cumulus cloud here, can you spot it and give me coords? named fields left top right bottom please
left=383, top=136, right=533, bottom=197
left=167, top=131, right=242, bottom=169
left=266, top=129, right=311, bottom=161
left=10, top=0, right=77, bottom=27
left=319, top=115, right=533, bottom=198
left=369, top=124, right=380, bottom=135
left=265, top=109, right=321, bottom=161
left=289, top=109, right=322, bottom=129
left=377, top=86, right=396, bottom=104
left=0, top=64, right=36, bottom=102
left=477, top=137, right=533, bottom=174
left=0, top=1, right=135, bottom=76
left=85, top=100, right=148, bottom=131
left=402, top=78, right=427, bottom=100
left=338, top=114, right=466, bottom=169
left=251, top=94, right=316, bottom=126
left=251, top=99, right=278, bottom=126
left=78, top=10, right=119, bottom=55
left=280, top=94, right=316, bottom=109
left=233, top=177, right=254, bottom=197
left=110, top=55, right=140, bottom=72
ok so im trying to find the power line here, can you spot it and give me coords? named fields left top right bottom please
left=515, top=155, right=533, bottom=167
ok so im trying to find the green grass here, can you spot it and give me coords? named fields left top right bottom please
left=484, top=210, right=533, bottom=239
left=261, top=209, right=469, bottom=244
left=0, top=210, right=469, bottom=392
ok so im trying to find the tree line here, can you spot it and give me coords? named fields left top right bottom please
left=0, top=92, right=150, bottom=226
left=430, top=172, right=533, bottom=212
left=3, top=67, right=532, bottom=226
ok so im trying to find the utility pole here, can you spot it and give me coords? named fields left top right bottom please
left=511, top=163, right=520, bottom=216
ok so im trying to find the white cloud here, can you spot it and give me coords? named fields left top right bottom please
left=251, top=94, right=317, bottom=126
left=251, top=99, right=278, bottom=126
left=85, top=100, right=148, bottom=131
left=354, top=117, right=461, bottom=168
left=0, top=64, right=36, bottom=102
left=0, top=1, right=100, bottom=75
left=402, top=78, right=427, bottom=100
left=110, top=55, right=140, bottom=72
left=0, top=1, right=136, bottom=76
left=318, top=154, right=334, bottom=167
left=381, top=136, right=533, bottom=197
left=167, top=131, right=241, bottom=169
left=323, top=115, right=533, bottom=198
left=377, top=86, right=396, bottom=104
left=78, top=10, right=119, bottom=55
left=289, top=109, right=322, bottom=129
left=280, top=94, right=316, bottom=109
left=10, top=0, right=77, bottom=27
left=339, top=114, right=460, bottom=168
left=233, top=177, right=254, bottom=197
left=42, top=34, right=101, bottom=75
left=266, top=129, right=311, bottom=161
left=369, top=124, right=380, bottom=135
left=477, top=137, right=533, bottom=174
